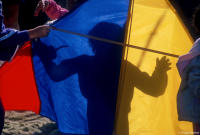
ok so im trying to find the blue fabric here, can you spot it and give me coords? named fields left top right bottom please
left=32, top=0, right=129, bottom=134
left=177, top=55, right=200, bottom=123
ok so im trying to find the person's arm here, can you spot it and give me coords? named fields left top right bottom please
left=0, top=1, right=50, bottom=61
left=34, top=0, right=69, bottom=20
left=128, top=56, right=171, bottom=97
left=0, top=25, right=50, bottom=62
left=1, top=1, right=46, bottom=48
left=0, top=25, right=50, bottom=48
left=0, top=29, right=29, bottom=47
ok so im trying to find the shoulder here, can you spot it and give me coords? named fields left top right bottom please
left=189, top=38, right=200, bottom=53
left=194, top=38, right=200, bottom=44
left=0, top=28, right=17, bottom=41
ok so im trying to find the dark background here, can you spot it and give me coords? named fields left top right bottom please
left=18, top=0, right=80, bottom=30
left=18, top=0, right=200, bottom=39
left=169, top=0, right=200, bottom=40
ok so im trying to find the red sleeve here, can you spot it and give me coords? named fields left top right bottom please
left=45, top=0, right=69, bottom=20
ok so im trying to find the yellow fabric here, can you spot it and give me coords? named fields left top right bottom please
left=115, top=0, right=194, bottom=135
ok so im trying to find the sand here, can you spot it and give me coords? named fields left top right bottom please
left=2, top=111, right=62, bottom=135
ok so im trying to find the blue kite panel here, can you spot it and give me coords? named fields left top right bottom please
left=32, top=0, right=130, bottom=134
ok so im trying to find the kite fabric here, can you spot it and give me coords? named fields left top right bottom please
left=32, top=0, right=130, bottom=134
left=0, top=41, right=40, bottom=113
left=114, top=0, right=194, bottom=135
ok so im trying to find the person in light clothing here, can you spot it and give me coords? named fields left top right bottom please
left=177, top=5, right=200, bottom=135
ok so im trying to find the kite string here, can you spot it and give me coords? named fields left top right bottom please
left=50, top=26, right=179, bottom=58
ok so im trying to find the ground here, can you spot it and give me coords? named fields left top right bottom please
left=2, top=111, right=60, bottom=135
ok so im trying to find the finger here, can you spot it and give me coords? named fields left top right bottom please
left=41, top=0, right=45, bottom=7
left=156, top=58, right=159, bottom=64
left=166, top=67, right=171, bottom=71
left=157, top=57, right=164, bottom=64
left=165, top=58, right=170, bottom=62
left=46, top=27, right=51, bottom=33
left=44, top=25, right=51, bottom=29
left=163, top=57, right=170, bottom=64
left=41, top=0, right=47, bottom=11
left=167, top=63, right=172, bottom=67
left=43, top=25, right=51, bottom=32
left=161, top=56, right=166, bottom=60
left=168, top=63, right=172, bottom=66
left=34, top=3, right=43, bottom=16
left=43, top=0, right=49, bottom=11
left=162, top=56, right=167, bottom=62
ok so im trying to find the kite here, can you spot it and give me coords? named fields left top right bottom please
left=0, top=0, right=197, bottom=134
left=115, top=0, right=194, bottom=135
left=0, top=0, right=129, bottom=134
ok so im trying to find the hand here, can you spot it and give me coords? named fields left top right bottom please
left=28, top=25, right=50, bottom=39
left=34, top=0, right=50, bottom=16
left=156, top=56, right=171, bottom=72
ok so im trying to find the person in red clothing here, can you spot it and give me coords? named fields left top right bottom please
left=34, top=0, right=68, bottom=20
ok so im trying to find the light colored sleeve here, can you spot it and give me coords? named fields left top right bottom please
left=177, top=38, right=200, bottom=76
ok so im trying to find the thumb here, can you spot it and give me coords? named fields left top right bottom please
left=34, top=3, right=42, bottom=16
left=156, top=58, right=159, bottom=64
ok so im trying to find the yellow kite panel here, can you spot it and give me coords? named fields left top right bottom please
left=115, top=0, right=194, bottom=135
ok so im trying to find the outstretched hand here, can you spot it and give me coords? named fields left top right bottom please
left=34, top=0, right=50, bottom=16
left=28, top=25, right=50, bottom=39
left=156, top=56, right=171, bottom=72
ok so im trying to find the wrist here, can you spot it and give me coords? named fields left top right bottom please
left=28, top=29, right=36, bottom=39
